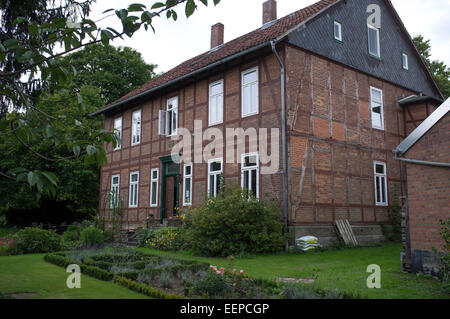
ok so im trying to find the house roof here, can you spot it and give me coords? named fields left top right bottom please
left=393, top=97, right=450, bottom=156
left=90, top=0, right=339, bottom=116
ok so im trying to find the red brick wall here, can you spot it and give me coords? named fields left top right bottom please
left=406, top=113, right=449, bottom=252
left=285, top=45, right=414, bottom=226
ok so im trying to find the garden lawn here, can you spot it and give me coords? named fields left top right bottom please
left=139, top=243, right=449, bottom=299
left=0, top=254, right=149, bottom=299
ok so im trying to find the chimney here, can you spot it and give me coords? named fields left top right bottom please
left=263, top=0, right=277, bottom=25
left=210, top=23, right=224, bottom=49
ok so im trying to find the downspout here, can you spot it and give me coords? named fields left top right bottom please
left=271, top=40, right=289, bottom=252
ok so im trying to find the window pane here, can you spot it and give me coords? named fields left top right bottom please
left=372, top=105, right=382, bottom=128
left=381, top=177, right=386, bottom=203
left=215, top=175, right=221, bottom=195
left=152, top=171, right=158, bottom=179
left=211, top=82, right=223, bottom=96
left=368, top=27, right=379, bottom=56
left=134, top=184, right=137, bottom=205
left=243, top=85, right=251, bottom=114
left=250, top=83, right=257, bottom=113
left=185, top=165, right=191, bottom=176
left=184, top=178, right=191, bottom=203
left=334, top=22, right=341, bottom=40
left=151, top=182, right=157, bottom=204
left=131, top=174, right=138, bottom=182
left=209, top=175, right=215, bottom=197
left=371, top=90, right=382, bottom=102
left=244, top=155, right=257, bottom=167
left=243, top=170, right=249, bottom=191
left=243, top=70, right=257, bottom=85
left=113, top=176, right=119, bottom=185
left=376, top=164, right=384, bottom=174
left=376, top=177, right=381, bottom=203
left=251, top=169, right=257, bottom=197
left=210, top=161, right=221, bottom=172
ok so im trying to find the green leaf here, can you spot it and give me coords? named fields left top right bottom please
left=73, top=145, right=81, bottom=156
left=199, top=0, right=208, bottom=5
left=13, top=17, right=28, bottom=25
left=102, top=8, right=115, bottom=14
left=213, top=0, right=220, bottom=5
left=41, top=171, right=59, bottom=187
left=3, top=39, right=19, bottom=49
left=185, top=0, right=196, bottom=18
left=151, top=2, right=164, bottom=9
left=101, top=29, right=114, bottom=46
left=86, top=145, right=97, bottom=156
left=166, top=10, right=172, bottom=19
left=45, top=124, right=54, bottom=138
left=128, top=3, right=146, bottom=12
left=27, top=171, right=38, bottom=187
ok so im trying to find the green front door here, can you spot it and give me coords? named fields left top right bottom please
left=159, top=155, right=180, bottom=224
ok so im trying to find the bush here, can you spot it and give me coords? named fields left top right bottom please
left=113, top=275, right=184, bottom=299
left=13, top=227, right=63, bottom=254
left=184, top=184, right=285, bottom=256
left=80, top=226, right=105, bottom=247
left=140, top=227, right=183, bottom=251
left=63, top=230, right=79, bottom=242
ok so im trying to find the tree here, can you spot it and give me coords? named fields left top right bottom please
left=0, top=86, right=104, bottom=224
left=0, top=0, right=221, bottom=197
left=62, top=44, right=157, bottom=104
left=413, top=35, right=450, bottom=99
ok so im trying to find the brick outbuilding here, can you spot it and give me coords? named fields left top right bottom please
left=394, top=98, right=450, bottom=276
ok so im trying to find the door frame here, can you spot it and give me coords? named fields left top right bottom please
left=159, top=155, right=180, bottom=224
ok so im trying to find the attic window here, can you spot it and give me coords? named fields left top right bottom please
left=402, top=53, right=409, bottom=70
left=367, top=24, right=381, bottom=59
left=333, top=21, right=342, bottom=42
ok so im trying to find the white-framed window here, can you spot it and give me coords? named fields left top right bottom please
left=209, top=80, right=224, bottom=126
left=129, top=171, right=139, bottom=208
left=207, top=158, right=223, bottom=198
left=334, top=20, right=342, bottom=42
left=113, top=117, right=122, bottom=150
left=241, top=67, right=259, bottom=117
left=150, top=168, right=159, bottom=207
left=370, top=87, right=384, bottom=130
left=402, top=53, right=409, bottom=70
left=373, top=161, right=388, bottom=206
left=241, top=153, right=259, bottom=199
left=159, top=96, right=178, bottom=136
left=110, top=174, right=120, bottom=208
left=131, top=110, right=141, bottom=146
left=367, top=24, right=381, bottom=58
left=183, top=164, right=193, bottom=206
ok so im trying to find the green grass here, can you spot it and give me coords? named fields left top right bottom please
left=138, top=243, right=449, bottom=299
left=0, top=254, right=149, bottom=299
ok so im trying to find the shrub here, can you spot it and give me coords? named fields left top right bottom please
left=141, top=227, right=183, bottom=251
left=63, top=230, right=79, bottom=242
left=0, top=237, right=16, bottom=256
left=159, top=271, right=172, bottom=288
left=184, top=184, right=285, bottom=256
left=193, top=269, right=231, bottom=298
left=437, top=219, right=450, bottom=292
left=13, top=227, right=63, bottom=254
left=80, top=226, right=105, bottom=247
left=113, top=275, right=184, bottom=299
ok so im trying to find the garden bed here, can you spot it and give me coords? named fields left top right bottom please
left=44, top=246, right=348, bottom=299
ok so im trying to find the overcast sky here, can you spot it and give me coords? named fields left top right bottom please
left=88, top=0, right=450, bottom=74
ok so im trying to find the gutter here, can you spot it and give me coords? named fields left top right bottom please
left=90, top=41, right=273, bottom=116
left=271, top=40, right=289, bottom=251
left=394, top=155, right=450, bottom=168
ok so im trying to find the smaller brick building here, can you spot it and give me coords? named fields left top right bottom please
left=394, top=97, right=450, bottom=277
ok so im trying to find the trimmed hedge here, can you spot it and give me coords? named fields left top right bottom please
left=113, top=276, right=184, bottom=299
left=44, top=254, right=113, bottom=281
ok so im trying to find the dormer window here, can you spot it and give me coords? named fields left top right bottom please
left=402, top=53, right=409, bottom=70
left=367, top=24, right=381, bottom=59
left=334, top=21, right=342, bottom=42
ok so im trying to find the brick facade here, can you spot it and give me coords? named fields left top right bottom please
left=405, top=113, right=449, bottom=253
left=99, top=41, right=431, bottom=244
